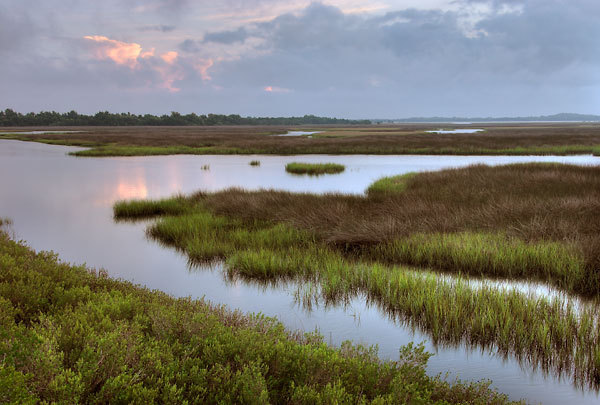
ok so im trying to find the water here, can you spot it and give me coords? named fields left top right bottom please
left=274, top=130, right=321, bottom=137
left=0, top=130, right=84, bottom=135
left=426, top=129, right=484, bottom=134
left=1, top=139, right=600, bottom=404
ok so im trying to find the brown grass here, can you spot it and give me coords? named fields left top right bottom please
left=198, top=163, right=600, bottom=294
left=2, top=123, right=600, bottom=155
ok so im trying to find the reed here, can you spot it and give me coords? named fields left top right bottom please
left=249, top=160, right=261, bottom=166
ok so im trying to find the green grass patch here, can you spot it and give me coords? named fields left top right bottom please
left=249, top=160, right=261, bottom=166
left=113, top=196, right=196, bottom=219
left=0, top=229, right=520, bottom=404
left=367, top=172, right=417, bottom=196
left=369, top=232, right=586, bottom=294
left=285, top=162, right=345, bottom=175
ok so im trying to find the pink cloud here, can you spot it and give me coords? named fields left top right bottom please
left=84, top=35, right=209, bottom=92
left=193, top=58, right=214, bottom=81
left=141, top=48, right=156, bottom=59
left=156, top=66, right=185, bottom=93
left=264, top=85, right=290, bottom=93
left=84, top=35, right=143, bottom=69
left=161, top=51, right=178, bottom=64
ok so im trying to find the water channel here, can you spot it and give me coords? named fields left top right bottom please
left=1, top=139, right=599, bottom=404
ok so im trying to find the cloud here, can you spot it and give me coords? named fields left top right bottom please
left=2, top=0, right=599, bottom=117
left=131, top=0, right=190, bottom=14
left=264, top=85, right=291, bottom=93
left=210, top=2, right=600, bottom=94
left=161, top=51, right=178, bottom=64
left=179, top=39, right=201, bottom=53
left=82, top=36, right=203, bottom=93
left=139, top=24, right=176, bottom=32
left=193, top=58, right=214, bottom=81
left=84, top=36, right=144, bottom=69
left=203, top=27, right=249, bottom=44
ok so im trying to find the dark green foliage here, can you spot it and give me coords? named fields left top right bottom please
left=0, top=231, right=516, bottom=404
left=0, top=108, right=371, bottom=126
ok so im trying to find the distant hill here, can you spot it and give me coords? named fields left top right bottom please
left=375, top=113, right=600, bottom=123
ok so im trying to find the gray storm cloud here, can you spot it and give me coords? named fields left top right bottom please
left=0, top=0, right=598, bottom=117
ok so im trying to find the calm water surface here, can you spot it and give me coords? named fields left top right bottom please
left=426, top=129, right=484, bottom=134
left=2, top=139, right=600, bottom=404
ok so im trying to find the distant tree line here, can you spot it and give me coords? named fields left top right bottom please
left=0, top=109, right=371, bottom=126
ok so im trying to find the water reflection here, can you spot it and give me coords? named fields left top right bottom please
left=426, top=129, right=484, bottom=134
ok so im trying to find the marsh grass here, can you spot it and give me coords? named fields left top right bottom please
left=113, top=195, right=195, bottom=218
left=2, top=123, right=600, bottom=156
left=0, top=230, right=521, bottom=404
left=249, top=160, right=261, bottom=166
left=367, top=172, right=417, bottom=196
left=118, top=202, right=600, bottom=388
left=367, top=232, right=587, bottom=294
left=114, top=162, right=600, bottom=388
left=201, top=163, right=600, bottom=296
left=285, top=162, right=345, bottom=175
left=228, top=246, right=600, bottom=388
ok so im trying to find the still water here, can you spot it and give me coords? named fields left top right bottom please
left=1, top=139, right=600, bottom=404
left=426, top=129, right=484, bottom=134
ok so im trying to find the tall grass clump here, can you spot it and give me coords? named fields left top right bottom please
left=369, top=232, right=587, bottom=294
left=367, top=172, right=417, bottom=196
left=113, top=195, right=195, bottom=219
left=285, top=162, right=345, bottom=175
left=0, top=229, right=519, bottom=404
left=249, top=160, right=261, bottom=166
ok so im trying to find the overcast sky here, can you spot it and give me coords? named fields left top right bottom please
left=1, top=0, right=599, bottom=118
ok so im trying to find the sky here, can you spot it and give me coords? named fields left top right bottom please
left=1, top=0, right=599, bottom=118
